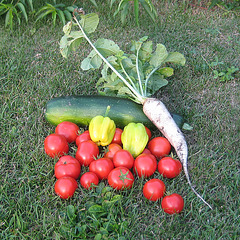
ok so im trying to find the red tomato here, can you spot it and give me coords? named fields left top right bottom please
left=133, top=153, right=157, bottom=178
left=161, top=193, right=184, bottom=214
left=44, top=133, right=69, bottom=158
left=111, top=128, right=123, bottom=145
left=75, top=140, right=99, bottom=166
left=108, top=167, right=134, bottom=190
left=55, top=121, right=79, bottom=143
left=80, top=172, right=99, bottom=190
left=113, top=149, right=134, bottom=169
left=54, top=155, right=81, bottom=179
left=54, top=177, right=78, bottom=199
left=142, top=148, right=152, bottom=155
left=89, top=158, right=114, bottom=180
left=104, top=143, right=122, bottom=160
left=148, top=137, right=171, bottom=159
left=145, top=126, right=152, bottom=140
left=76, top=130, right=91, bottom=146
left=143, top=179, right=166, bottom=201
left=158, top=157, right=182, bottom=178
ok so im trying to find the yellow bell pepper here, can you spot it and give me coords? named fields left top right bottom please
left=121, top=122, right=149, bottom=158
left=89, top=115, right=116, bottom=146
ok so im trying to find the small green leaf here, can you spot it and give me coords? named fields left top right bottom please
left=182, top=123, right=193, bottom=131
left=95, top=38, right=120, bottom=58
left=139, top=40, right=152, bottom=61
left=107, top=55, right=120, bottom=68
left=150, top=44, right=168, bottom=67
left=80, top=13, right=99, bottom=34
left=88, top=204, right=107, bottom=218
left=147, top=74, right=168, bottom=95
left=100, top=227, right=108, bottom=235
left=81, top=50, right=102, bottom=70
left=81, top=38, right=120, bottom=70
left=94, top=233, right=102, bottom=240
left=62, top=21, right=72, bottom=35
left=164, top=52, right=186, bottom=66
left=66, top=205, right=76, bottom=221
left=158, top=67, right=174, bottom=77
left=60, top=31, right=84, bottom=58
left=117, top=86, right=137, bottom=99
left=66, top=6, right=76, bottom=12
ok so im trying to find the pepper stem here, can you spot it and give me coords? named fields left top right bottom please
left=104, top=105, right=111, bottom=117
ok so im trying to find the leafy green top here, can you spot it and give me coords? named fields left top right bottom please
left=60, top=12, right=186, bottom=104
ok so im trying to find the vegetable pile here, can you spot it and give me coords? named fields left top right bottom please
left=48, top=9, right=212, bottom=209
left=44, top=116, right=185, bottom=215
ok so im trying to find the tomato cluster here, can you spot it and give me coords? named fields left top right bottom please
left=44, top=121, right=184, bottom=214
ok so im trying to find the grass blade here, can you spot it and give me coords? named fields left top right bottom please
left=52, top=10, right=57, bottom=26
left=57, top=9, right=66, bottom=25
left=141, top=1, right=157, bottom=22
left=88, top=0, right=98, bottom=8
left=63, top=9, right=72, bottom=21
left=5, top=8, right=10, bottom=27
left=27, top=0, right=34, bottom=12
left=134, top=0, right=139, bottom=27
left=36, top=9, right=53, bottom=22
left=120, top=2, right=129, bottom=25
left=16, top=2, right=28, bottom=22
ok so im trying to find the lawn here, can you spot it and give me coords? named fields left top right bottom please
left=0, top=1, right=239, bottom=239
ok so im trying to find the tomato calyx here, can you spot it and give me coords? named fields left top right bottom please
left=119, top=169, right=133, bottom=183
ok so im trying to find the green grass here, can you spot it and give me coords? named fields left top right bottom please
left=1, top=1, right=240, bottom=239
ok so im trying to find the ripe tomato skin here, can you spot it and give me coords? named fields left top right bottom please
left=108, top=167, right=134, bottom=190
left=133, top=153, right=157, bottom=178
left=75, top=140, right=99, bottom=166
left=104, top=143, right=122, bottom=160
left=113, top=149, right=134, bottom=169
left=54, top=177, right=78, bottom=199
left=145, top=126, right=152, bottom=140
left=54, top=155, right=81, bottom=179
left=161, top=193, right=184, bottom=214
left=147, top=137, right=171, bottom=159
left=55, top=121, right=80, bottom=143
left=111, top=128, right=123, bottom=145
left=80, top=172, right=99, bottom=190
left=89, top=158, right=114, bottom=180
left=158, top=157, right=182, bottom=178
left=44, top=133, right=69, bottom=158
left=76, top=130, right=91, bottom=147
left=143, top=179, right=166, bottom=201
left=142, top=148, right=152, bottom=155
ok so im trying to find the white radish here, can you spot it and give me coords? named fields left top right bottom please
left=143, top=98, right=212, bottom=209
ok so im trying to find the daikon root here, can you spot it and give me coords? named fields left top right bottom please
left=143, top=98, right=212, bottom=209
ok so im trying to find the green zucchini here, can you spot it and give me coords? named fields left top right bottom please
left=44, top=95, right=184, bottom=130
